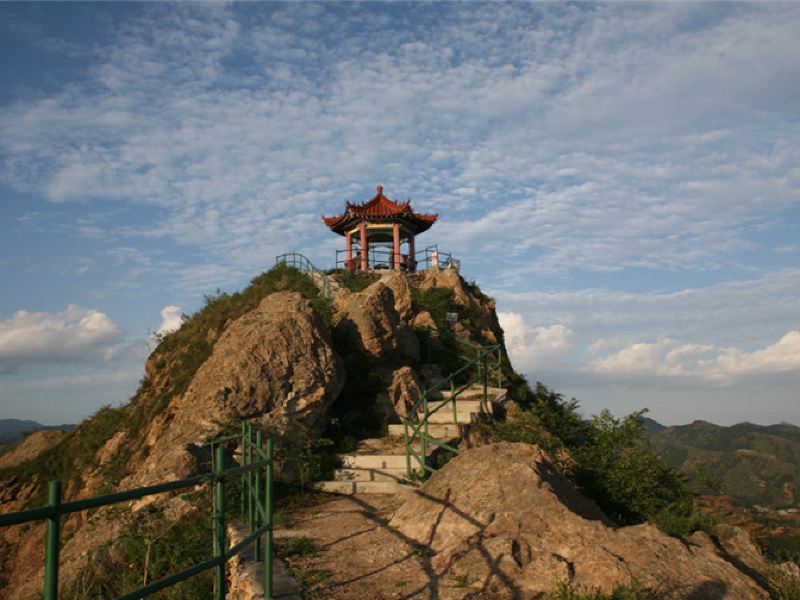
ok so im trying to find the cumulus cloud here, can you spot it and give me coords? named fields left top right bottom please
left=498, top=312, right=572, bottom=373
left=156, top=305, right=183, bottom=336
left=586, top=330, right=800, bottom=384
left=0, top=305, right=123, bottom=372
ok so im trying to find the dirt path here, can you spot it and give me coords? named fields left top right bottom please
left=275, top=493, right=503, bottom=599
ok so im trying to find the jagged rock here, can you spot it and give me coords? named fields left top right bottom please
left=385, top=366, right=423, bottom=420
left=411, top=309, right=438, bottom=333
left=416, top=268, right=472, bottom=306
left=132, top=291, right=344, bottom=486
left=379, top=271, right=414, bottom=321
left=390, top=443, right=769, bottom=599
left=0, top=430, right=65, bottom=469
left=333, top=282, right=419, bottom=361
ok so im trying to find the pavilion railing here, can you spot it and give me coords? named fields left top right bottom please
left=334, top=244, right=460, bottom=272
left=275, top=252, right=332, bottom=297
left=0, top=423, right=275, bottom=600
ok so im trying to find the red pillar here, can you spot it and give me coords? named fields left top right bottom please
left=345, top=232, right=352, bottom=270
left=409, top=235, right=416, bottom=272
left=393, top=223, right=401, bottom=270
left=360, top=222, right=368, bottom=271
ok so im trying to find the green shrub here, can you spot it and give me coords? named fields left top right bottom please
left=412, top=287, right=457, bottom=329
left=328, top=269, right=378, bottom=292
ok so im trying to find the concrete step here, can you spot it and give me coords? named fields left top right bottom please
left=340, top=453, right=408, bottom=470
left=428, top=386, right=506, bottom=401
left=426, top=398, right=483, bottom=413
left=315, top=480, right=405, bottom=495
left=334, top=467, right=407, bottom=482
left=425, top=410, right=476, bottom=424
left=387, top=423, right=463, bottom=438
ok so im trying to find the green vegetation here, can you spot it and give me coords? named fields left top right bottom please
left=0, top=404, right=126, bottom=506
left=647, top=421, right=800, bottom=508
left=482, top=381, right=708, bottom=535
left=328, top=268, right=378, bottom=292
left=276, top=536, right=319, bottom=557
left=549, top=581, right=654, bottom=600
left=65, top=493, right=214, bottom=599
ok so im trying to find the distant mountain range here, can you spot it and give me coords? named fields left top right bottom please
left=0, top=419, right=75, bottom=445
left=646, top=419, right=800, bottom=508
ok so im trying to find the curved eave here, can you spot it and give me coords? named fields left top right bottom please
left=321, top=212, right=438, bottom=236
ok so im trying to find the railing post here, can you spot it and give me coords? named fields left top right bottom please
left=264, top=438, right=274, bottom=599
left=247, top=424, right=254, bottom=539
left=403, top=420, right=412, bottom=479
left=422, top=394, right=429, bottom=473
left=450, top=379, right=457, bottom=423
left=44, top=479, right=61, bottom=600
left=254, top=429, right=263, bottom=561
left=240, top=421, right=246, bottom=519
left=213, top=445, right=226, bottom=600
left=482, top=352, right=489, bottom=413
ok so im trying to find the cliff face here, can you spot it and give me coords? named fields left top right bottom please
left=0, top=265, right=502, bottom=596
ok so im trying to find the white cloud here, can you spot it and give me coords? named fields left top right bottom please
left=498, top=312, right=572, bottom=373
left=0, top=3, right=797, bottom=283
left=0, top=305, right=123, bottom=372
left=586, top=330, right=800, bottom=384
left=157, top=305, right=183, bottom=336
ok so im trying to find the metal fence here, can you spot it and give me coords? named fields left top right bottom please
left=0, top=423, right=275, bottom=600
left=334, top=244, right=461, bottom=272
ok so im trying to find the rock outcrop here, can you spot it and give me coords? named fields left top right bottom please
left=390, top=443, right=770, bottom=599
left=131, top=291, right=344, bottom=487
left=333, top=281, right=418, bottom=361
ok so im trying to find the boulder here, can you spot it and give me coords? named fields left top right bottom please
left=379, top=271, right=414, bottom=321
left=390, top=443, right=769, bottom=599
left=132, top=291, right=344, bottom=486
left=334, top=282, right=419, bottom=361
left=385, top=366, right=423, bottom=420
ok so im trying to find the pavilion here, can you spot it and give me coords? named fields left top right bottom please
left=322, top=186, right=438, bottom=272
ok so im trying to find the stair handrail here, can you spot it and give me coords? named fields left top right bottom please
left=0, top=424, right=276, bottom=600
left=403, top=339, right=503, bottom=479
left=275, top=252, right=332, bottom=298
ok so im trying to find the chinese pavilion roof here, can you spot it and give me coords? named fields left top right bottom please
left=322, top=186, right=438, bottom=236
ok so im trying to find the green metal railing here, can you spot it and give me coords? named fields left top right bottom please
left=403, top=338, right=503, bottom=479
left=275, top=252, right=332, bottom=297
left=0, top=423, right=275, bottom=600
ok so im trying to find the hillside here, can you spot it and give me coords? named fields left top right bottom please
left=0, top=264, right=796, bottom=598
left=0, top=419, right=75, bottom=445
left=649, top=420, right=800, bottom=508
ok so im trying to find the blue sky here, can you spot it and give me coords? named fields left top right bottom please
left=1, top=2, right=798, bottom=426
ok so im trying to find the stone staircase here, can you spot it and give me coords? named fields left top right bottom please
left=315, top=383, right=507, bottom=495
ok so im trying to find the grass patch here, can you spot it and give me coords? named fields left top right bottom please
left=277, top=536, right=319, bottom=557
left=549, top=581, right=655, bottom=600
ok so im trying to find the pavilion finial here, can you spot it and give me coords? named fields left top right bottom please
left=377, top=184, right=383, bottom=195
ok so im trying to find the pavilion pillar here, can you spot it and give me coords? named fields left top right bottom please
left=409, top=235, right=416, bottom=272
left=360, top=222, right=368, bottom=271
left=393, top=223, right=401, bottom=270
left=345, top=232, right=352, bottom=270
